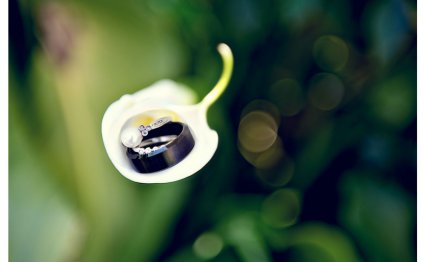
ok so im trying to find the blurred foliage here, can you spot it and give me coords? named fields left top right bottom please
left=9, top=0, right=416, bottom=261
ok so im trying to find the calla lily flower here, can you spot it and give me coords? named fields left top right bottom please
left=102, top=44, right=234, bottom=183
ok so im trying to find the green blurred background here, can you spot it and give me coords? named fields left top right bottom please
left=9, top=0, right=417, bottom=261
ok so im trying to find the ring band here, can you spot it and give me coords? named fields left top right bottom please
left=138, top=135, right=177, bottom=148
left=132, top=135, right=178, bottom=155
left=127, top=121, right=195, bottom=173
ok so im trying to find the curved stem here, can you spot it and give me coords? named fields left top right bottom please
left=201, top=43, right=234, bottom=109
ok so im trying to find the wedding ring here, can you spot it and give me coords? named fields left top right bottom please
left=126, top=121, right=195, bottom=173
left=138, top=135, right=177, bottom=148
left=120, top=117, right=172, bottom=148
left=138, top=117, right=171, bottom=138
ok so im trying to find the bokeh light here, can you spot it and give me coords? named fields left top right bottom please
left=261, top=189, right=301, bottom=229
left=308, top=73, right=344, bottom=111
left=313, top=35, right=349, bottom=72
left=369, top=74, right=415, bottom=129
left=193, top=232, right=224, bottom=259
left=238, top=100, right=288, bottom=171
left=238, top=110, right=278, bottom=153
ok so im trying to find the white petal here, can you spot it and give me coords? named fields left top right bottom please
left=102, top=86, right=216, bottom=183
left=102, top=44, right=233, bottom=183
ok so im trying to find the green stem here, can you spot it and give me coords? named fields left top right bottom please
left=201, top=43, right=234, bottom=109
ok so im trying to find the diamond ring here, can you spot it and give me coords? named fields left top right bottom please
left=120, top=117, right=172, bottom=148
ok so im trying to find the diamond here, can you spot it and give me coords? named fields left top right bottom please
left=133, top=148, right=141, bottom=153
